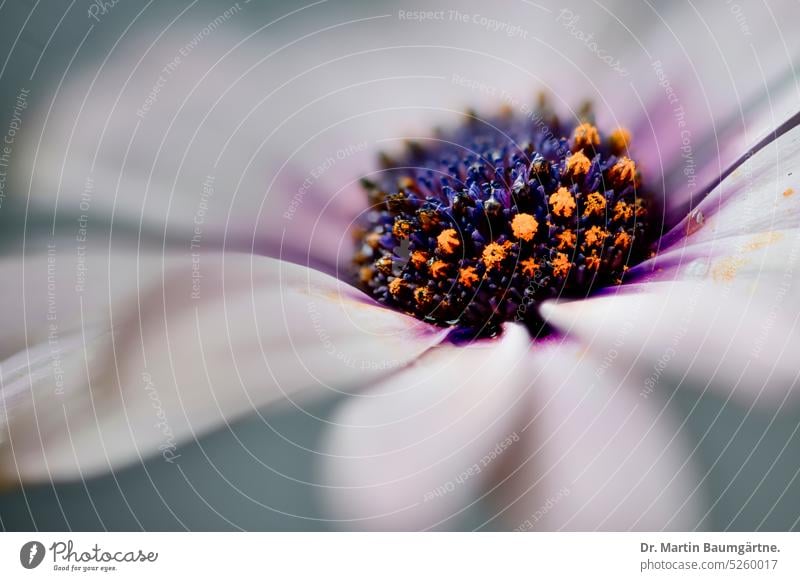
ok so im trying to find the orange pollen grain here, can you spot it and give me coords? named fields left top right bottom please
left=359, top=266, right=374, bottom=284
left=784, top=187, right=796, bottom=198
left=520, top=258, right=539, bottom=277
left=365, top=232, right=381, bottom=248
left=583, top=192, right=607, bottom=217
left=482, top=241, right=512, bottom=270
left=585, top=252, right=601, bottom=271
left=388, top=278, right=404, bottom=296
left=437, top=228, right=461, bottom=255
left=410, top=251, right=428, bottom=269
left=549, top=187, right=577, bottom=218
left=418, top=209, right=439, bottom=230
left=392, top=220, right=413, bottom=239
left=614, top=231, right=632, bottom=249
left=511, top=213, right=539, bottom=241
left=557, top=229, right=577, bottom=250
left=565, top=151, right=591, bottom=176
left=572, top=122, right=600, bottom=150
left=613, top=201, right=633, bottom=222
left=430, top=260, right=449, bottom=278
left=376, top=256, right=393, bottom=274
left=610, top=157, right=637, bottom=184
left=552, top=253, right=572, bottom=277
left=398, top=177, right=415, bottom=190
left=414, top=287, right=433, bottom=306
left=458, top=266, right=480, bottom=288
left=584, top=226, right=608, bottom=247
left=608, top=128, right=631, bottom=153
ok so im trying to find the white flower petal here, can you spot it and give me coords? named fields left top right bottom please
left=662, top=122, right=800, bottom=248
left=320, top=324, right=531, bottom=530
left=0, top=252, right=444, bottom=483
left=540, top=281, right=800, bottom=409
left=494, top=340, right=703, bottom=531
left=0, top=244, right=163, bottom=362
left=635, top=226, right=800, bottom=300
left=619, top=2, right=800, bottom=214
left=0, top=330, right=107, bottom=444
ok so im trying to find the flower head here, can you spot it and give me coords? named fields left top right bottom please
left=2, top=3, right=800, bottom=536
left=354, top=106, right=653, bottom=336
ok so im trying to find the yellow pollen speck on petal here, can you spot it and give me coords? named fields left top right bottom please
left=584, top=225, right=608, bottom=247
left=437, top=228, right=461, bottom=255
left=552, top=253, right=572, bottom=277
left=614, top=231, right=632, bottom=249
left=430, top=260, right=449, bottom=278
left=565, top=151, right=591, bottom=176
left=392, top=219, right=413, bottom=239
left=613, top=200, right=633, bottom=222
left=388, top=278, right=404, bottom=296
left=557, top=229, right=576, bottom=250
left=572, top=122, right=600, bottom=150
left=711, top=256, right=748, bottom=282
left=583, top=192, right=606, bottom=217
left=482, top=240, right=512, bottom=270
left=410, top=251, right=428, bottom=269
left=414, top=286, right=433, bottom=306
left=610, top=157, right=637, bottom=185
left=585, top=252, right=601, bottom=271
left=744, top=231, right=783, bottom=252
left=520, top=258, right=539, bottom=277
left=549, top=187, right=577, bottom=218
left=511, top=213, right=539, bottom=241
left=784, top=187, right=795, bottom=198
left=459, top=266, right=480, bottom=288
left=608, top=128, right=631, bottom=154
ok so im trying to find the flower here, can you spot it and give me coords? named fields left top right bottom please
left=1, top=2, right=800, bottom=531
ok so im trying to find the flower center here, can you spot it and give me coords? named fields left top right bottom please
left=353, top=101, right=654, bottom=338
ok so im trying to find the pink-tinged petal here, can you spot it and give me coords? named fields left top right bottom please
left=320, top=324, right=531, bottom=530
left=540, top=281, right=800, bottom=409
left=494, top=340, right=703, bottom=531
left=0, top=252, right=444, bottom=483
left=660, top=122, right=800, bottom=250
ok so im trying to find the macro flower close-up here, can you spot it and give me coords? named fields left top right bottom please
left=0, top=0, right=799, bottom=535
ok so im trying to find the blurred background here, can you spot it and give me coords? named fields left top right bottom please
left=0, top=0, right=799, bottom=530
